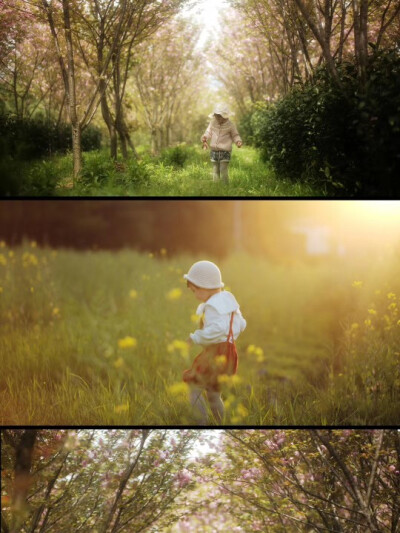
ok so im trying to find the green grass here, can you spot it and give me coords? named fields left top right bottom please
left=6, top=145, right=323, bottom=197
left=1, top=244, right=399, bottom=425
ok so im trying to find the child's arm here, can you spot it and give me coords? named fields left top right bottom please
left=201, top=123, right=211, bottom=150
left=189, top=308, right=229, bottom=346
left=231, top=123, right=242, bottom=148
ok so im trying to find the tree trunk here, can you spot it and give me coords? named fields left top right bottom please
left=100, top=91, right=118, bottom=160
left=10, top=431, right=38, bottom=533
left=102, top=430, right=150, bottom=533
left=62, top=0, right=82, bottom=181
left=71, top=124, right=82, bottom=179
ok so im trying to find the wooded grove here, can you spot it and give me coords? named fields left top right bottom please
left=2, top=429, right=400, bottom=532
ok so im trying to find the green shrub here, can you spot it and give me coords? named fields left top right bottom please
left=82, top=126, right=102, bottom=152
left=0, top=114, right=102, bottom=161
left=0, top=158, right=24, bottom=196
left=80, top=151, right=116, bottom=185
left=252, top=48, right=400, bottom=197
left=22, top=160, right=61, bottom=196
left=238, top=107, right=257, bottom=145
left=160, top=144, right=191, bottom=168
left=114, top=158, right=151, bottom=188
left=0, top=157, right=60, bottom=196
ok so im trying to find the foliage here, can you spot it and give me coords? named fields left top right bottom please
left=160, top=144, right=194, bottom=168
left=0, top=245, right=399, bottom=425
left=0, top=157, right=60, bottom=196
left=1, top=429, right=199, bottom=533
left=2, top=429, right=399, bottom=532
left=80, top=152, right=118, bottom=186
left=203, top=429, right=400, bottom=532
left=2, top=145, right=317, bottom=197
left=132, top=17, right=204, bottom=154
left=251, top=48, right=400, bottom=197
left=0, top=114, right=102, bottom=161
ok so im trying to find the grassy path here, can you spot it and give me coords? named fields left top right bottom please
left=50, top=145, right=321, bottom=196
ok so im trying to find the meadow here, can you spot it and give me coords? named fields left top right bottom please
left=4, top=146, right=321, bottom=197
left=1, top=242, right=399, bottom=425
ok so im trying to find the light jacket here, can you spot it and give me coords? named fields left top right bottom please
left=190, top=291, right=247, bottom=346
left=202, top=118, right=242, bottom=152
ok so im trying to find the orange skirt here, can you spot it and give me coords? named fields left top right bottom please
left=183, top=341, right=238, bottom=392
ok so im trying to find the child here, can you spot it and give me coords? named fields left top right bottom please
left=201, top=104, right=243, bottom=184
left=182, top=260, right=246, bottom=424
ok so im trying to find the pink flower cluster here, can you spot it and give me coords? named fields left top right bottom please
left=175, top=469, right=193, bottom=488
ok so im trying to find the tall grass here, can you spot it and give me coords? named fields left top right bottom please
left=5, top=146, right=322, bottom=197
left=0, top=243, right=399, bottom=425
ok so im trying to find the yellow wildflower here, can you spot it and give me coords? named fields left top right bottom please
left=167, top=382, right=188, bottom=396
left=118, top=336, right=137, bottom=349
left=8, top=251, right=14, bottom=258
left=350, top=323, right=359, bottom=330
left=22, top=252, right=38, bottom=267
left=52, top=307, right=60, bottom=317
left=236, top=403, right=249, bottom=418
left=368, top=308, right=377, bottom=315
left=166, top=288, right=182, bottom=300
left=0, top=254, right=6, bottom=266
left=160, top=248, right=167, bottom=256
left=387, top=292, right=396, bottom=300
left=114, top=403, right=129, bottom=413
left=191, top=313, right=200, bottom=324
left=167, top=340, right=189, bottom=358
left=30, top=287, right=34, bottom=293
left=364, top=318, right=372, bottom=327
left=129, top=289, right=138, bottom=299
left=216, top=355, right=227, bottom=368
left=246, top=344, right=256, bottom=354
left=352, top=281, right=363, bottom=288
left=224, top=394, right=235, bottom=408
left=114, top=357, right=125, bottom=368
left=218, top=374, right=241, bottom=387
left=388, top=302, right=397, bottom=311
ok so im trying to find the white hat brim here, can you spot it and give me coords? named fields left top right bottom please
left=183, top=273, right=224, bottom=289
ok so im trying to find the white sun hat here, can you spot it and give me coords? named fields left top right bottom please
left=208, top=104, right=234, bottom=119
left=183, top=260, right=224, bottom=289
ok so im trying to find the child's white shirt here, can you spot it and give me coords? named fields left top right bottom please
left=190, top=291, right=246, bottom=346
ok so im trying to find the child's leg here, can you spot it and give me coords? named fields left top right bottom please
left=206, top=390, right=224, bottom=423
left=212, top=161, right=220, bottom=182
left=220, top=161, right=229, bottom=183
left=189, top=386, right=208, bottom=424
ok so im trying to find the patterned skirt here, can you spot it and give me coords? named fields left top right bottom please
left=183, top=341, right=238, bottom=392
left=210, top=150, right=231, bottom=163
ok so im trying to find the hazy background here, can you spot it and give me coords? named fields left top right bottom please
left=1, top=200, right=400, bottom=259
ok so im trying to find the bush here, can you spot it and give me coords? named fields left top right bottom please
left=238, top=108, right=257, bottom=145
left=0, top=114, right=102, bottom=161
left=113, top=158, right=151, bottom=188
left=0, top=157, right=60, bottom=196
left=252, top=48, right=400, bottom=197
left=80, top=151, right=116, bottom=185
left=160, top=144, right=190, bottom=168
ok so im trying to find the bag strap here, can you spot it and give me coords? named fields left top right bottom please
left=227, top=312, right=235, bottom=344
